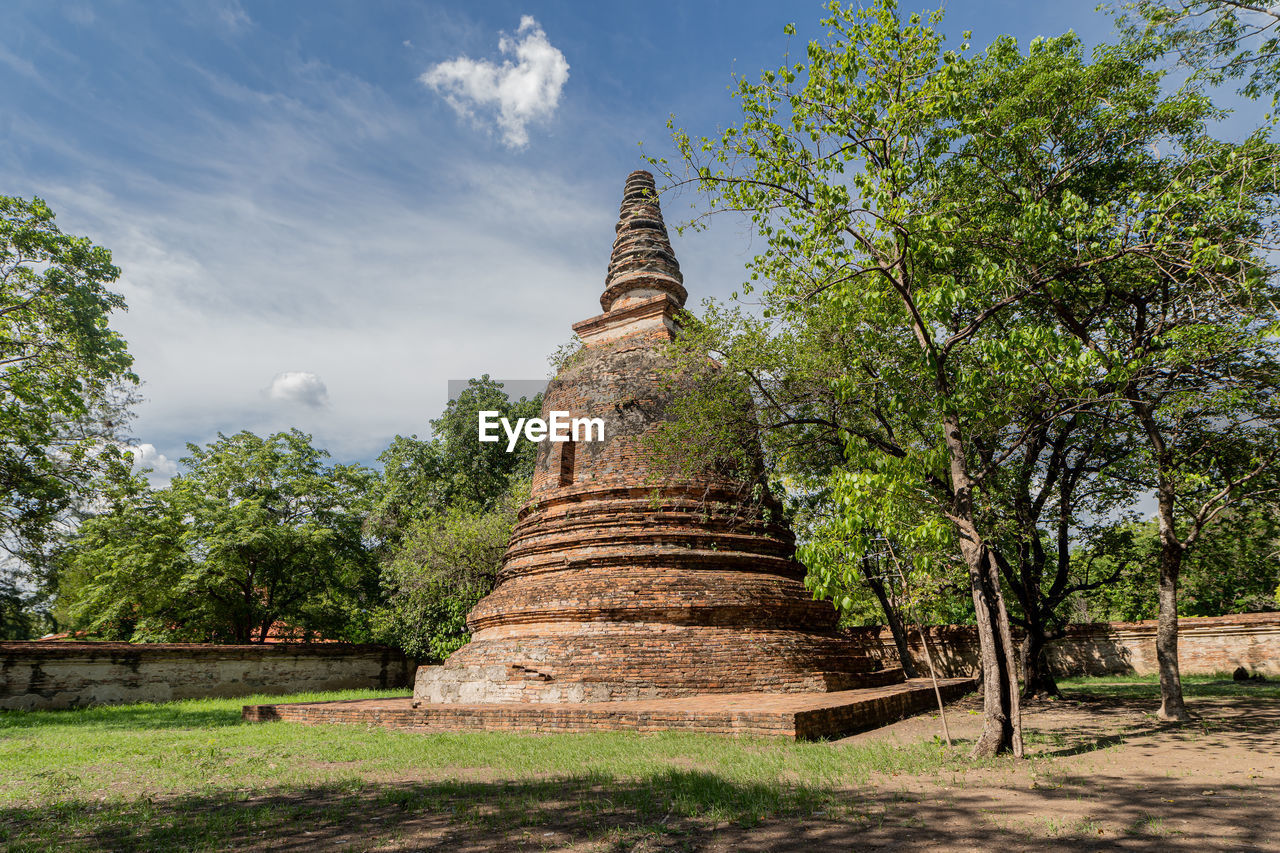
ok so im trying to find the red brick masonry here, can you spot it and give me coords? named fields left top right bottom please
left=843, top=612, right=1280, bottom=678
left=413, top=169, right=903, bottom=705
left=244, top=677, right=975, bottom=740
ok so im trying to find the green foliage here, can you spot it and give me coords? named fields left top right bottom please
left=368, top=375, right=541, bottom=546
left=59, top=430, right=377, bottom=643
left=656, top=2, right=1103, bottom=635
left=0, top=196, right=137, bottom=627
left=1116, top=0, right=1280, bottom=107
left=1075, top=510, right=1280, bottom=621
left=368, top=376, right=541, bottom=658
left=375, top=489, right=522, bottom=661
left=654, top=1, right=1278, bottom=722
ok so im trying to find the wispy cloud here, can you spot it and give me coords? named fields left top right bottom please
left=212, top=0, right=251, bottom=33
left=420, top=15, right=569, bottom=148
left=267, top=371, right=330, bottom=408
left=0, top=43, right=39, bottom=80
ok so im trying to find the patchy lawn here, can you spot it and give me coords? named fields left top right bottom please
left=0, top=679, right=1276, bottom=851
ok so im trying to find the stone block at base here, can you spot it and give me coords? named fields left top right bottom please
left=243, top=677, right=975, bottom=741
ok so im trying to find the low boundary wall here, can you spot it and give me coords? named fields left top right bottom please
left=844, top=612, right=1280, bottom=679
left=0, top=642, right=415, bottom=711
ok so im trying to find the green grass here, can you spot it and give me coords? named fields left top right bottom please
left=1058, top=672, right=1280, bottom=700
left=2, top=677, right=1272, bottom=850
left=0, top=688, right=977, bottom=851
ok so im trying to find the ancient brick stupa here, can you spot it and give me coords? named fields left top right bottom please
left=412, top=171, right=903, bottom=705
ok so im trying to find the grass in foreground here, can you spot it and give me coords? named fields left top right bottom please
left=1, top=688, right=976, bottom=851
left=1, top=677, right=1273, bottom=851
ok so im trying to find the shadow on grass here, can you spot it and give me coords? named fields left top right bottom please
left=0, top=704, right=242, bottom=732
left=2, top=768, right=1276, bottom=852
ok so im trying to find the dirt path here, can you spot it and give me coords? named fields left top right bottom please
left=699, top=691, right=1280, bottom=852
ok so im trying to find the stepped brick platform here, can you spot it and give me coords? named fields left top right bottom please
left=244, top=677, right=975, bottom=740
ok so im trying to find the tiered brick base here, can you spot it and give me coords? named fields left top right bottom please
left=244, top=677, right=975, bottom=740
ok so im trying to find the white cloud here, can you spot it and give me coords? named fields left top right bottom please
left=420, top=15, right=569, bottom=148
left=267, top=371, right=329, bottom=408
left=127, top=443, right=179, bottom=486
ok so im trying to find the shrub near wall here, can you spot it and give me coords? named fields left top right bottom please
left=0, top=643, right=415, bottom=711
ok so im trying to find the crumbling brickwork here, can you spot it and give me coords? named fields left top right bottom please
left=414, top=172, right=903, bottom=705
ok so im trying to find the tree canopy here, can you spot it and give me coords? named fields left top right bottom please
left=651, top=0, right=1279, bottom=749
left=60, top=430, right=377, bottom=643
left=0, top=196, right=137, bottom=634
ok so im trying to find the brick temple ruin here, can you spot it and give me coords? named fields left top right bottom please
left=413, top=170, right=903, bottom=705
left=245, top=171, right=973, bottom=738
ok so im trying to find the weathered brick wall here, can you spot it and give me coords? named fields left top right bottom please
left=0, top=643, right=414, bottom=711
left=845, top=612, right=1280, bottom=678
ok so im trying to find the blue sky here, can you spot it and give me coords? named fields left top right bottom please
left=0, top=1, right=1166, bottom=478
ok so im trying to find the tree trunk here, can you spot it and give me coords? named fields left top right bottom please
left=1020, top=629, right=1061, bottom=701
left=940, top=413, right=1022, bottom=758
left=865, top=562, right=920, bottom=678
left=986, top=549, right=1025, bottom=756
left=1133, top=396, right=1191, bottom=722
left=1156, top=542, right=1191, bottom=721
left=967, top=555, right=1016, bottom=757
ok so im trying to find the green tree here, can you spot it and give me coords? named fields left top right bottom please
left=368, top=376, right=542, bottom=657
left=946, top=30, right=1280, bottom=720
left=654, top=1, right=1111, bottom=756
left=376, top=489, right=522, bottom=661
left=1116, top=0, right=1280, bottom=106
left=1077, top=509, right=1280, bottom=620
left=61, top=430, right=377, bottom=643
left=986, top=403, right=1142, bottom=699
left=368, top=375, right=541, bottom=547
left=0, top=196, right=137, bottom=634
left=655, top=0, right=1278, bottom=744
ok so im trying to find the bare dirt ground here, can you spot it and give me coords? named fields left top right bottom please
left=221, top=687, right=1278, bottom=853
left=699, top=690, right=1280, bottom=853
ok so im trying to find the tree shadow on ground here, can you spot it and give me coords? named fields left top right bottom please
left=1036, top=693, right=1280, bottom=758
left=2, top=767, right=1276, bottom=853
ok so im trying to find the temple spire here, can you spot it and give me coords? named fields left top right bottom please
left=600, top=170, right=686, bottom=312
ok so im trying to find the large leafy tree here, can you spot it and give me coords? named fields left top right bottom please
left=61, top=430, right=377, bottom=643
left=948, top=30, right=1280, bottom=720
left=0, top=196, right=137, bottom=635
left=654, top=0, right=1099, bottom=757
left=654, top=0, right=1277, bottom=747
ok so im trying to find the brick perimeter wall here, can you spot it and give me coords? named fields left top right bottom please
left=0, top=643, right=415, bottom=711
left=844, top=612, right=1280, bottom=678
